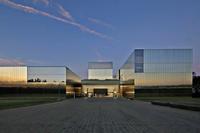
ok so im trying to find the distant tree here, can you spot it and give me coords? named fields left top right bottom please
left=193, top=72, right=196, bottom=77
left=42, top=80, right=47, bottom=82
left=35, top=78, right=41, bottom=82
left=28, top=79, right=34, bottom=82
left=192, top=75, right=200, bottom=97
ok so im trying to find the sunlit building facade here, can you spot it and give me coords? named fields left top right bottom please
left=65, top=68, right=82, bottom=97
left=0, top=66, right=27, bottom=86
left=0, top=49, right=193, bottom=97
left=82, top=79, right=120, bottom=97
left=88, top=62, right=113, bottom=80
left=119, top=49, right=193, bottom=96
left=0, top=66, right=81, bottom=94
left=82, top=62, right=120, bottom=97
left=27, top=66, right=67, bottom=93
left=28, top=66, right=66, bottom=84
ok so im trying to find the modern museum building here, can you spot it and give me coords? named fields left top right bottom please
left=0, top=49, right=193, bottom=97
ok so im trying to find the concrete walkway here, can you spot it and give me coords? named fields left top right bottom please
left=0, top=98, right=200, bottom=133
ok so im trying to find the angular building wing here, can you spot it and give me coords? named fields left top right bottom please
left=0, top=66, right=81, bottom=94
left=120, top=49, right=193, bottom=96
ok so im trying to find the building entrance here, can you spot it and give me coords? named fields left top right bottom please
left=93, top=88, right=108, bottom=97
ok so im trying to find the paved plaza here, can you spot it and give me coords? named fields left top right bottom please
left=0, top=98, right=200, bottom=133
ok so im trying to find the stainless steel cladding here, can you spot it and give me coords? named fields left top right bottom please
left=120, top=49, right=192, bottom=87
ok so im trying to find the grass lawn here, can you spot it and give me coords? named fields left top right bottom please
left=135, top=96, right=200, bottom=106
left=0, top=94, right=66, bottom=110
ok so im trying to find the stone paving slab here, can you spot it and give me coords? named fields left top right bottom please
left=0, top=98, right=200, bottom=133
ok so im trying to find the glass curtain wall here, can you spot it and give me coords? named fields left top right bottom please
left=88, top=62, right=113, bottom=80
left=0, top=66, right=27, bottom=85
left=28, top=67, right=66, bottom=84
left=66, top=68, right=82, bottom=97
left=27, top=67, right=66, bottom=92
left=120, top=49, right=192, bottom=87
left=28, top=66, right=66, bottom=89
left=66, top=68, right=81, bottom=83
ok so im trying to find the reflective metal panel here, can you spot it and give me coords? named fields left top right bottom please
left=28, top=67, right=66, bottom=84
left=66, top=68, right=81, bottom=83
left=0, top=66, right=27, bottom=84
left=88, top=62, right=113, bottom=69
left=88, top=62, right=113, bottom=80
left=88, top=69, right=113, bottom=80
left=120, top=49, right=192, bottom=87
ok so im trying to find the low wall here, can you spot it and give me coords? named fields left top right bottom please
left=135, top=87, right=192, bottom=97
left=0, top=85, right=66, bottom=94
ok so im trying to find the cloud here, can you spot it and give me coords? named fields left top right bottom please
left=95, top=50, right=103, bottom=60
left=0, top=58, right=25, bottom=66
left=0, top=58, right=48, bottom=66
left=25, top=59, right=45, bottom=65
left=88, top=17, right=114, bottom=29
left=32, top=0, right=49, bottom=6
left=0, top=0, right=112, bottom=40
left=92, top=48, right=109, bottom=62
left=57, top=4, right=74, bottom=21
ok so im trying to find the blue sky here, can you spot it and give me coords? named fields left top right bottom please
left=0, top=0, right=200, bottom=78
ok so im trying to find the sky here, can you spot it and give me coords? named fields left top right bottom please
left=0, top=0, right=200, bottom=78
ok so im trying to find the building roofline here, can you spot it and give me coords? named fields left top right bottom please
left=135, top=48, right=193, bottom=50
left=81, top=79, right=120, bottom=85
left=0, top=66, right=27, bottom=67
left=88, top=61, right=113, bottom=63
left=0, top=65, right=68, bottom=67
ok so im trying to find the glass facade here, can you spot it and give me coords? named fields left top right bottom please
left=135, top=49, right=144, bottom=73
left=66, top=68, right=81, bottom=83
left=88, top=62, right=113, bottom=69
left=88, top=62, right=113, bottom=80
left=120, top=49, right=192, bottom=88
left=28, top=66, right=66, bottom=84
left=0, top=66, right=81, bottom=94
left=66, top=68, right=82, bottom=96
left=0, top=66, right=27, bottom=84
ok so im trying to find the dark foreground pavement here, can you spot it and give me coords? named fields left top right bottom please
left=0, top=98, right=200, bottom=133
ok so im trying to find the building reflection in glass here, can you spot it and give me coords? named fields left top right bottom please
left=120, top=49, right=192, bottom=88
left=0, top=66, right=81, bottom=94
left=66, top=68, right=81, bottom=97
left=28, top=66, right=66, bottom=84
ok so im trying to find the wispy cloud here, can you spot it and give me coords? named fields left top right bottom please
left=0, top=0, right=112, bottom=40
left=95, top=50, right=103, bottom=60
left=25, top=59, right=45, bottom=65
left=0, top=57, right=48, bottom=66
left=92, top=48, right=109, bottom=62
left=0, top=58, right=25, bottom=66
left=32, top=0, right=49, bottom=6
left=57, top=4, right=74, bottom=21
left=88, top=17, right=114, bottom=30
